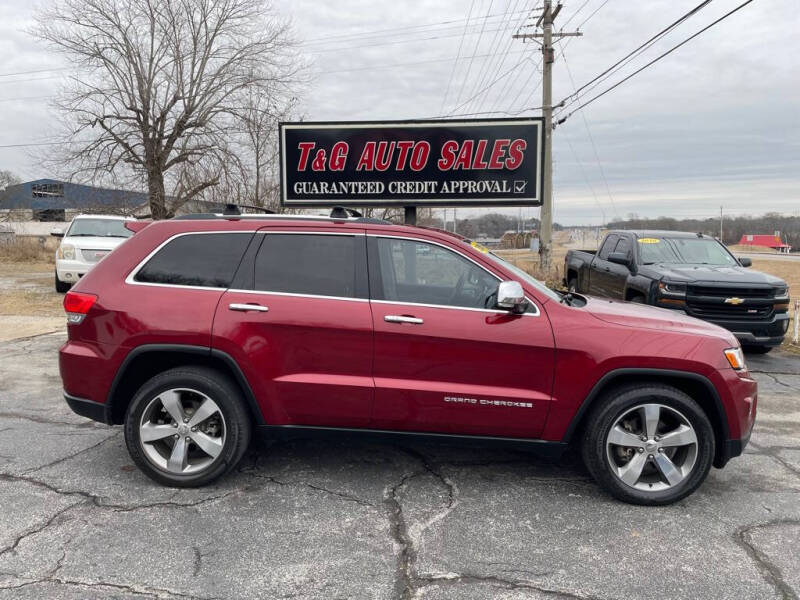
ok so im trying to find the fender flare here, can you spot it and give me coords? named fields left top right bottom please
left=105, top=344, right=264, bottom=426
left=560, top=367, right=730, bottom=444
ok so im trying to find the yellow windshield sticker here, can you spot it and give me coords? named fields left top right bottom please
left=470, top=241, right=490, bottom=253
left=637, top=238, right=661, bottom=244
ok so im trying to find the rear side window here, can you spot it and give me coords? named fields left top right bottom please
left=135, top=233, right=250, bottom=288
left=255, top=234, right=357, bottom=298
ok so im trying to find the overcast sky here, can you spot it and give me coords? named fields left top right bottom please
left=0, top=0, right=797, bottom=225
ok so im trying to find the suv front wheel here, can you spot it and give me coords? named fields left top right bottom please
left=582, top=384, right=714, bottom=505
left=124, top=366, right=251, bottom=487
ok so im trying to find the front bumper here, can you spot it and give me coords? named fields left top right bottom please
left=55, top=258, right=92, bottom=282
left=655, top=301, right=789, bottom=347
left=709, top=312, right=789, bottom=347
left=712, top=367, right=757, bottom=468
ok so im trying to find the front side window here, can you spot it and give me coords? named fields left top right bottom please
left=374, top=238, right=497, bottom=309
left=614, top=236, right=632, bottom=258
left=598, top=235, right=618, bottom=260
left=255, top=234, right=357, bottom=298
left=135, top=233, right=251, bottom=287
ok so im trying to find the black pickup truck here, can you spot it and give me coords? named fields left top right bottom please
left=564, top=230, right=790, bottom=352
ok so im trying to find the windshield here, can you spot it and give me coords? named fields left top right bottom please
left=67, top=218, right=132, bottom=238
left=638, top=237, right=737, bottom=266
left=479, top=248, right=562, bottom=302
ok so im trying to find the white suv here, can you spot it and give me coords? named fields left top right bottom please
left=52, top=215, right=134, bottom=292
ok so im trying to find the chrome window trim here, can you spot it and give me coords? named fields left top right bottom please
left=371, top=298, right=539, bottom=317
left=227, top=289, right=368, bottom=303
left=368, top=233, right=540, bottom=317
left=257, top=230, right=365, bottom=236
left=125, top=230, right=254, bottom=290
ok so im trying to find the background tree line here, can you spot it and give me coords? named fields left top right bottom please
left=607, top=213, right=799, bottom=250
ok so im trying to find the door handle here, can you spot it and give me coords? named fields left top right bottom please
left=229, top=303, right=268, bottom=312
left=384, top=315, right=423, bottom=324
left=604, top=267, right=610, bottom=272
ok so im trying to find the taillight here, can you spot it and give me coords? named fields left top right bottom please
left=64, top=291, right=97, bottom=324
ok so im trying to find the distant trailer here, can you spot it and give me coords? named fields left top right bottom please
left=738, top=234, right=792, bottom=253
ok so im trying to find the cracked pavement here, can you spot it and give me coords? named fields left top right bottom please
left=0, top=332, right=798, bottom=599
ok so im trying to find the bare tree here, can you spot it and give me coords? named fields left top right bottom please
left=36, top=0, right=303, bottom=218
left=0, top=170, right=22, bottom=221
left=0, top=170, right=21, bottom=191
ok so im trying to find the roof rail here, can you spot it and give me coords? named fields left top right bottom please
left=330, top=206, right=362, bottom=219
left=170, top=212, right=394, bottom=225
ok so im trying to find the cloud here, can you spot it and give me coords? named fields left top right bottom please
left=1, top=0, right=797, bottom=224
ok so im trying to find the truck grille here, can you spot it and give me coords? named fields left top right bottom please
left=688, top=285, right=773, bottom=298
left=688, top=304, right=773, bottom=320
left=80, top=248, right=110, bottom=264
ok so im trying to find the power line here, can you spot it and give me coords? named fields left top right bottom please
left=439, top=0, right=478, bottom=114
left=558, top=44, right=618, bottom=218
left=452, top=0, right=497, bottom=109
left=461, top=0, right=523, bottom=113
left=0, top=67, right=72, bottom=78
left=303, top=23, right=518, bottom=54
left=560, top=127, right=606, bottom=224
left=299, top=9, right=533, bottom=46
left=557, top=0, right=714, bottom=111
left=558, top=0, right=756, bottom=122
left=320, top=49, right=530, bottom=76
left=0, top=95, right=52, bottom=103
left=471, top=2, right=544, bottom=115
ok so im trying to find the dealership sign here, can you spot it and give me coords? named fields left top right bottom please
left=279, top=118, right=543, bottom=207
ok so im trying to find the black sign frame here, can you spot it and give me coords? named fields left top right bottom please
left=279, top=117, right=544, bottom=208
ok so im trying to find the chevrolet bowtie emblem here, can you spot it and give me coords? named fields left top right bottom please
left=724, top=297, right=745, bottom=305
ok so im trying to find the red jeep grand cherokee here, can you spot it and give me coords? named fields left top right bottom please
left=59, top=213, right=756, bottom=505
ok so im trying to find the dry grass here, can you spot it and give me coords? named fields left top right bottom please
left=727, top=244, right=785, bottom=255
left=0, top=237, right=56, bottom=264
left=748, top=258, right=800, bottom=351
left=0, top=262, right=63, bottom=318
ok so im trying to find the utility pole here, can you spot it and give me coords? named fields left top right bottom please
left=513, top=1, right=581, bottom=271
left=719, top=206, right=723, bottom=241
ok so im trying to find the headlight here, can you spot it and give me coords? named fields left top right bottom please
left=774, top=285, right=788, bottom=299
left=58, top=244, right=75, bottom=260
left=659, top=281, right=687, bottom=296
left=724, top=347, right=747, bottom=371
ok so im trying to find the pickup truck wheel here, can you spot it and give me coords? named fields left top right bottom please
left=55, top=271, right=70, bottom=293
left=629, top=295, right=645, bottom=303
left=742, top=345, right=772, bottom=354
left=568, top=278, right=578, bottom=293
left=581, top=384, right=714, bottom=505
left=124, top=366, right=251, bottom=487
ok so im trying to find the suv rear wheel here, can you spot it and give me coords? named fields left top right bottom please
left=581, top=384, right=714, bottom=505
left=124, top=366, right=251, bottom=487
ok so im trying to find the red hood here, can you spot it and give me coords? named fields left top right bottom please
left=583, top=297, right=738, bottom=345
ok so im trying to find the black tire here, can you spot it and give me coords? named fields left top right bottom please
left=568, top=277, right=578, bottom=293
left=629, top=295, right=645, bottom=304
left=742, top=345, right=773, bottom=354
left=55, top=272, right=70, bottom=293
left=124, top=366, right=251, bottom=487
left=581, top=383, right=714, bottom=506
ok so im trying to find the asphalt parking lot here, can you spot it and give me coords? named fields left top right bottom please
left=0, top=332, right=798, bottom=600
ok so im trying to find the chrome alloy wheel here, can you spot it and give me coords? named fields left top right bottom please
left=605, top=403, right=698, bottom=492
left=138, top=388, right=226, bottom=475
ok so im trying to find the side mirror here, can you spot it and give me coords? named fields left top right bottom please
left=738, top=257, right=752, bottom=267
left=50, top=228, right=64, bottom=238
left=608, top=252, right=630, bottom=267
left=496, top=280, right=528, bottom=314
